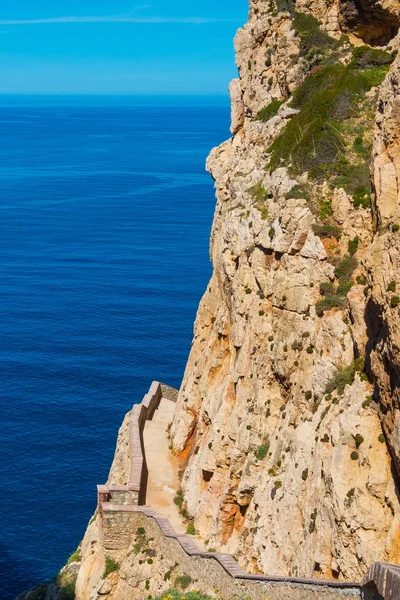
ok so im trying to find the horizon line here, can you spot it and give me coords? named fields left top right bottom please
left=0, top=14, right=243, bottom=25
left=0, top=92, right=230, bottom=96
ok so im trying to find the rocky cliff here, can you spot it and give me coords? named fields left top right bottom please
left=171, top=0, right=400, bottom=583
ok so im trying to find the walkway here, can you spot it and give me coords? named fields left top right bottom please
left=143, top=396, right=205, bottom=548
left=143, top=397, right=185, bottom=533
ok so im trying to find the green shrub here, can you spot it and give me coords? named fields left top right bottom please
left=255, top=444, right=269, bottom=460
left=391, top=296, right=400, bottom=308
left=350, top=451, right=359, bottom=460
left=286, top=184, right=310, bottom=200
left=305, top=390, right=312, bottom=400
left=104, top=556, right=120, bottom=578
left=336, top=280, right=354, bottom=296
left=306, top=345, right=314, bottom=354
left=320, top=281, right=334, bottom=296
left=316, top=293, right=347, bottom=315
left=353, top=185, right=370, bottom=209
left=378, top=433, right=385, bottom=443
left=66, top=549, right=81, bottom=565
left=174, top=488, right=184, bottom=508
left=325, top=359, right=365, bottom=395
left=137, top=527, right=146, bottom=536
left=392, top=224, right=400, bottom=232
left=292, top=340, right=303, bottom=351
left=292, top=12, right=339, bottom=56
left=274, top=480, right=282, bottom=489
left=248, top=182, right=269, bottom=202
left=316, top=258, right=358, bottom=315
left=334, top=255, right=358, bottom=283
left=186, top=522, right=196, bottom=535
left=59, top=579, right=76, bottom=600
left=350, top=46, right=394, bottom=69
left=387, top=281, right=396, bottom=292
left=174, top=574, right=192, bottom=590
left=255, top=99, right=284, bottom=122
left=312, top=398, right=322, bottom=414
left=355, top=434, right=364, bottom=448
left=347, top=487, right=355, bottom=498
left=313, top=223, right=342, bottom=240
left=319, top=199, right=333, bottom=220
left=348, top=236, right=359, bottom=256
left=353, top=135, right=365, bottom=155
left=267, top=46, right=392, bottom=179
left=357, top=275, right=367, bottom=285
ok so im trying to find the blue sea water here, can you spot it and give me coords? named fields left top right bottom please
left=0, top=97, right=229, bottom=599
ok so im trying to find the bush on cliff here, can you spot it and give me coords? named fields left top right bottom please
left=254, top=99, right=284, bottom=122
left=267, top=45, right=393, bottom=188
left=103, top=556, right=120, bottom=578
left=325, top=358, right=365, bottom=395
left=292, top=11, right=340, bottom=56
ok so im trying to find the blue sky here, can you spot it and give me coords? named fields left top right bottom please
left=0, top=1, right=247, bottom=95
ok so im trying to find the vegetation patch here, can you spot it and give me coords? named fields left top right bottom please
left=391, top=296, right=400, bottom=308
left=104, top=556, right=120, bottom=578
left=186, top=522, right=196, bottom=535
left=248, top=182, right=270, bottom=219
left=66, top=549, right=81, bottom=566
left=254, top=99, right=284, bottom=122
left=316, top=255, right=358, bottom=316
left=387, top=281, right=397, bottom=292
left=325, top=358, right=365, bottom=395
left=255, top=442, right=270, bottom=460
left=174, top=574, right=193, bottom=590
left=355, top=434, right=364, bottom=448
left=348, top=236, right=359, bottom=256
left=313, top=223, right=342, bottom=240
left=286, top=183, right=310, bottom=200
left=335, top=254, right=358, bottom=282
left=59, top=579, right=76, bottom=600
left=267, top=45, right=393, bottom=198
left=292, top=12, right=340, bottom=56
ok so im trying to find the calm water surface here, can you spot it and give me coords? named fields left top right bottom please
left=0, top=97, right=229, bottom=598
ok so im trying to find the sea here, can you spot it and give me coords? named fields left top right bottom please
left=0, top=95, right=230, bottom=599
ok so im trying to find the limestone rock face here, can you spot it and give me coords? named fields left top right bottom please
left=171, top=0, right=400, bottom=583
left=365, top=54, right=400, bottom=482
